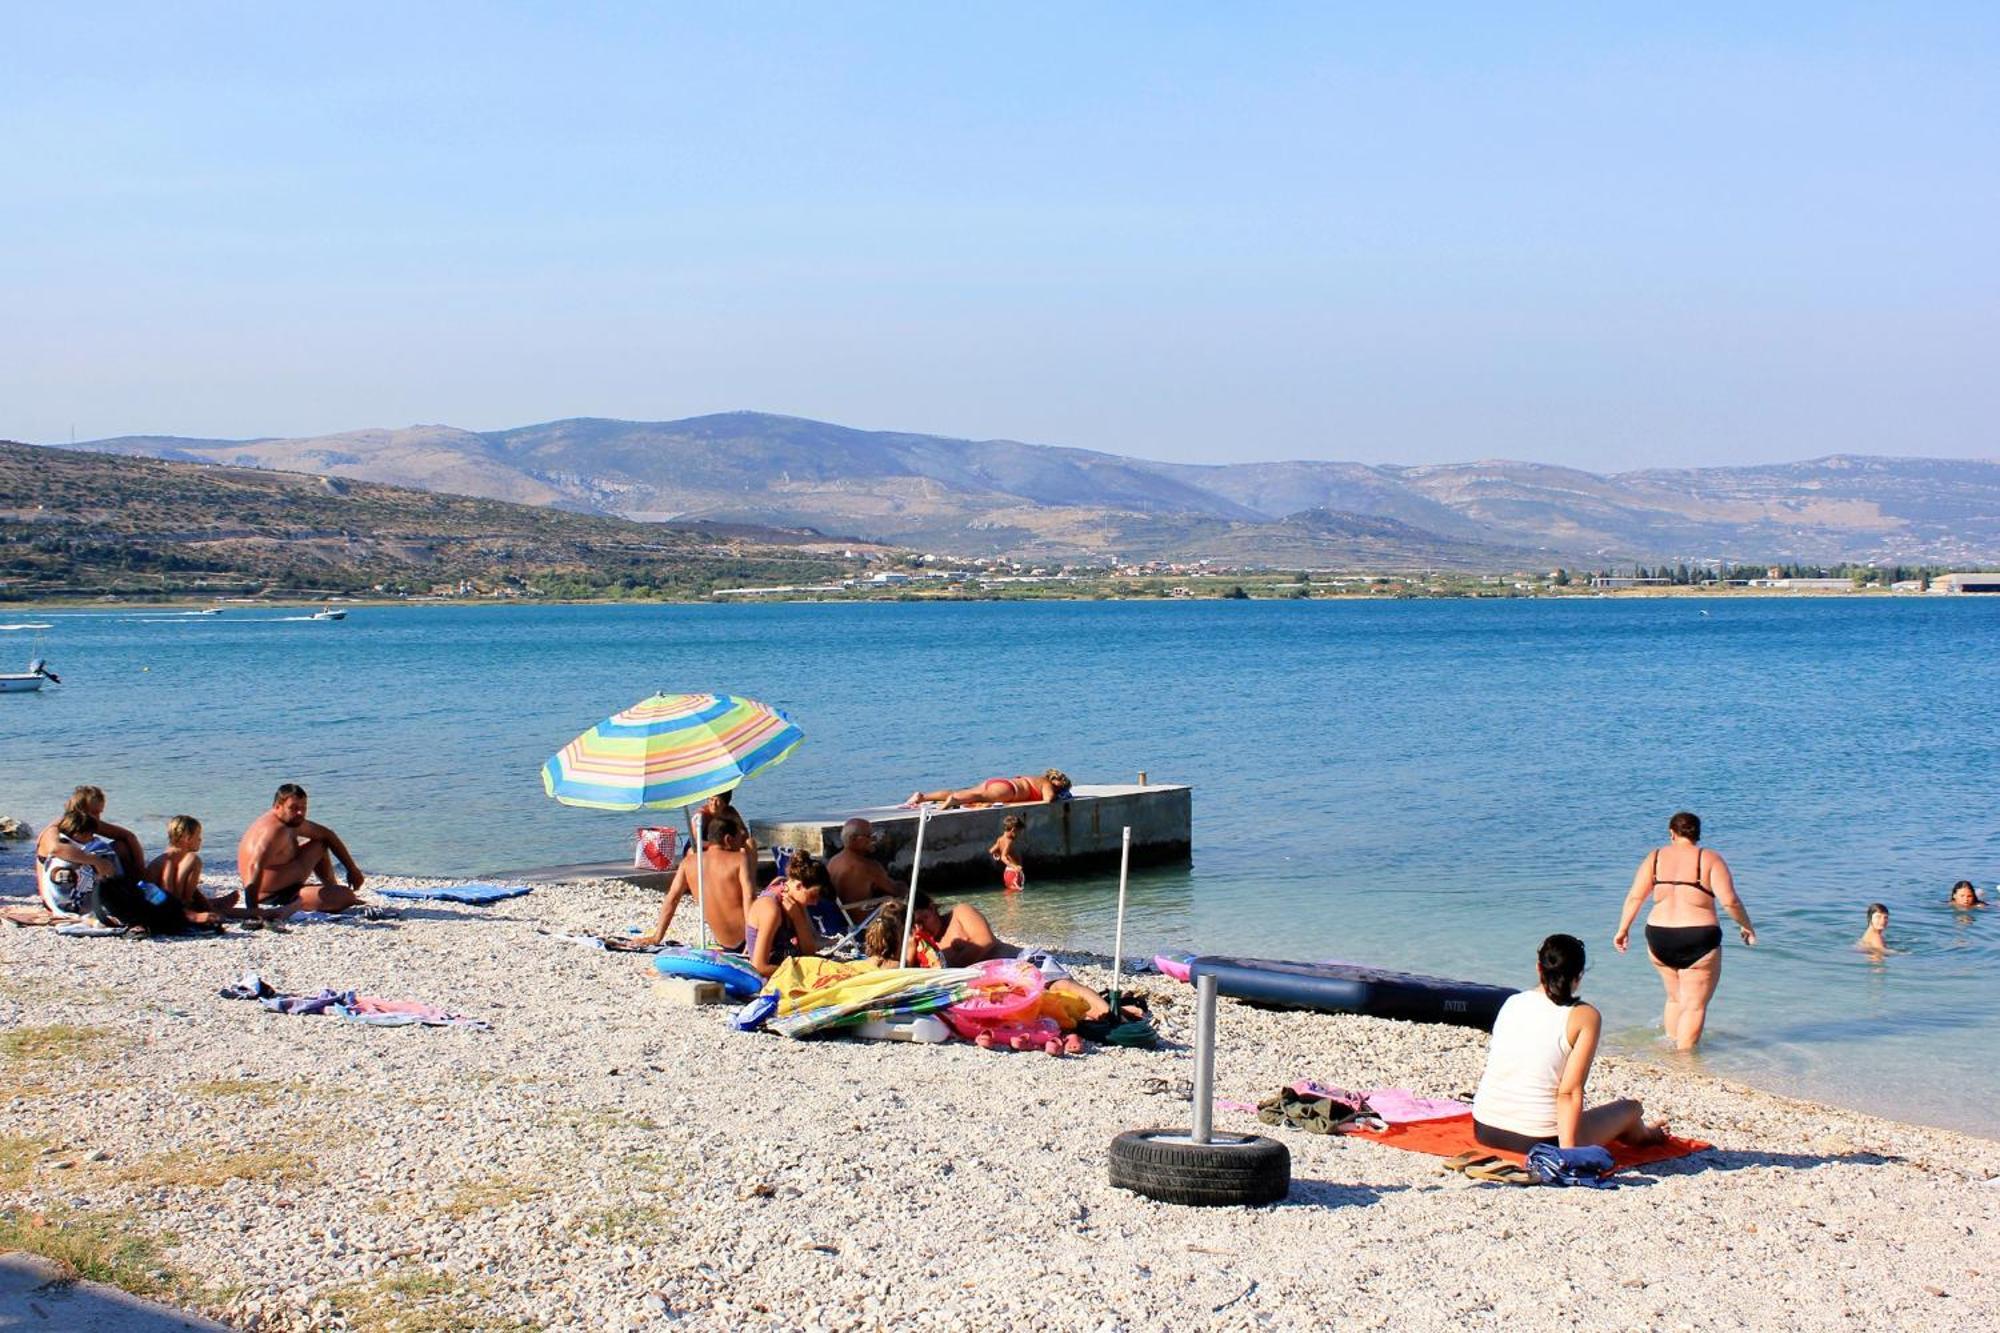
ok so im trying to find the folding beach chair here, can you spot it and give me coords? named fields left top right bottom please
left=809, top=895, right=888, bottom=961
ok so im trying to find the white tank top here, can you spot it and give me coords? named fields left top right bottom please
left=1471, top=989, right=1575, bottom=1137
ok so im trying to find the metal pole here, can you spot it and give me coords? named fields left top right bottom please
left=1191, top=973, right=1217, bottom=1144
left=897, top=808, right=930, bottom=966
left=692, top=810, right=708, bottom=950
left=1109, top=825, right=1131, bottom=1010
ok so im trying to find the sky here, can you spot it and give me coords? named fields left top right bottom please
left=3, top=3, right=1995, bottom=470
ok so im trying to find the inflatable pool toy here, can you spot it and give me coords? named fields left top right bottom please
left=653, top=946, right=764, bottom=1000
left=1153, top=952, right=1194, bottom=984
left=1186, top=957, right=1514, bottom=1030
left=949, top=958, right=1044, bottom=1024
left=852, top=1015, right=951, bottom=1043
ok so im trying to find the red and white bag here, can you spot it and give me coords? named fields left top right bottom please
left=633, top=826, right=679, bottom=871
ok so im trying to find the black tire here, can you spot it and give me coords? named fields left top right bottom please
left=1108, top=1128, right=1290, bottom=1206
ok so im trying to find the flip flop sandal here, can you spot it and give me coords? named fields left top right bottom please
left=1443, top=1151, right=1501, bottom=1174
left=1463, top=1161, right=1538, bottom=1186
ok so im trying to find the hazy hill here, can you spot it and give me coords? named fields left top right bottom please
left=0, top=442, right=851, bottom=600
left=65, top=412, right=2000, bottom=565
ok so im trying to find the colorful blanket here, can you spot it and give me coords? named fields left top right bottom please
left=1350, top=1113, right=1708, bottom=1172
left=752, top=956, right=981, bottom=1038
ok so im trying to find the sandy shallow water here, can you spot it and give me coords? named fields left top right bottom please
left=2, top=874, right=1997, bottom=1332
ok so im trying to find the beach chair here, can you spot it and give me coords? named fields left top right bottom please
left=809, top=895, right=888, bottom=961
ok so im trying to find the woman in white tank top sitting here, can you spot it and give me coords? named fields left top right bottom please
left=1470, top=934, right=1669, bottom=1155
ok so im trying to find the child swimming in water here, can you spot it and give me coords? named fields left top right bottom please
left=1855, top=902, right=1889, bottom=955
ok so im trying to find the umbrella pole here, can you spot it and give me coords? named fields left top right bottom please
left=692, top=811, right=708, bottom=950
left=1110, top=825, right=1131, bottom=1012
left=897, top=808, right=930, bottom=966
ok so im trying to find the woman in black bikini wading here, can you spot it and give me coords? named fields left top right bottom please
left=1612, top=811, right=1757, bottom=1051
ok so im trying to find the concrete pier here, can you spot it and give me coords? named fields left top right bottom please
left=748, top=782, right=1192, bottom=890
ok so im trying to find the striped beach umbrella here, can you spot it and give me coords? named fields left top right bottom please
left=541, top=692, right=804, bottom=811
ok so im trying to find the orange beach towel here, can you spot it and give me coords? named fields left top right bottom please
left=1352, top=1113, right=1708, bottom=1173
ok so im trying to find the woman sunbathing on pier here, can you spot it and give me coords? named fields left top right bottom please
left=906, top=769, right=1071, bottom=809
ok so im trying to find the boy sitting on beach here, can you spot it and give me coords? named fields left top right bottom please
left=144, top=816, right=241, bottom=919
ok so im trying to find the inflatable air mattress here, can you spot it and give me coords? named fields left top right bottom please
left=1187, top=956, right=1514, bottom=1030
left=653, top=947, right=764, bottom=999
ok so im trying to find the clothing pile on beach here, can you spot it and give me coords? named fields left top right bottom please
left=219, top=970, right=489, bottom=1030
left=1255, top=1081, right=1470, bottom=1135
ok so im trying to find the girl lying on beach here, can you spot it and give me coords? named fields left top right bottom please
left=905, top=769, right=1071, bottom=809
left=861, top=897, right=1138, bottom=1038
left=1471, top=934, right=1670, bottom=1154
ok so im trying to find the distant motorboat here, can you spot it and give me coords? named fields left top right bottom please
left=310, top=605, right=347, bottom=622
left=0, top=656, right=60, bottom=694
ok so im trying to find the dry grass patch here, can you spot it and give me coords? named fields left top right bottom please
left=1, top=1023, right=124, bottom=1066
left=187, top=1075, right=339, bottom=1105
left=113, top=1145, right=317, bottom=1190
left=0, top=1133, right=60, bottom=1191
left=556, top=1105, right=661, bottom=1133
left=328, top=1269, right=523, bottom=1333
left=441, top=1174, right=550, bottom=1216
left=582, top=1202, right=672, bottom=1241
left=0, top=1204, right=197, bottom=1304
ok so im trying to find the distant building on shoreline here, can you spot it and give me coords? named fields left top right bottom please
left=1931, top=572, right=2000, bottom=594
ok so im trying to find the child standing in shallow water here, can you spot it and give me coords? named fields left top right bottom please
left=990, top=815, right=1026, bottom=891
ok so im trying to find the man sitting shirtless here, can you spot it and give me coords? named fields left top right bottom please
left=825, top=817, right=902, bottom=910
left=236, top=783, right=368, bottom=920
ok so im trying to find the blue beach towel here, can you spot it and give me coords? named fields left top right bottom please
left=376, top=882, right=532, bottom=905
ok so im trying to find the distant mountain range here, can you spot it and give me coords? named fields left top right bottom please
left=57, top=413, right=2000, bottom=567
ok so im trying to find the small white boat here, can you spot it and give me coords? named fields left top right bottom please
left=309, top=606, right=347, bottom=622
left=0, top=657, right=60, bottom=693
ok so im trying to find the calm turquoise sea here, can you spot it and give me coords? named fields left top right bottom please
left=3, top=598, right=1996, bottom=1136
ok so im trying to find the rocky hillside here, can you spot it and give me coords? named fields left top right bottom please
left=0, top=442, right=853, bottom=600
left=64, top=413, right=2000, bottom=564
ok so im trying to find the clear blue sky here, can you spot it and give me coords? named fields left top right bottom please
left=4, top=3, right=1994, bottom=468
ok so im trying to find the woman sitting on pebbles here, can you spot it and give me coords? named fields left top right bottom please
left=1471, top=933, right=1670, bottom=1155
left=743, top=853, right=827, bottom=978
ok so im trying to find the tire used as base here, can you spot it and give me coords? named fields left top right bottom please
left=1107, top=1128, right=1290, bottom=1206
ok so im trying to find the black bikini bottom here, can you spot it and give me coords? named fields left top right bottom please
left=1645, top=923, right=1722, bottom=970
left=1473, top=1119, right=1557, bottom=1154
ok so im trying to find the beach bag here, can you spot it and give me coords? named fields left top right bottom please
left=633, top=826, right=679, bottom=871
left=91, top=875, right=191, bottom=934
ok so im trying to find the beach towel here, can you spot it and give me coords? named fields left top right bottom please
left=1350, top=1113, right=1708, bottom=1173
left=375, top=882, right=531, bottom=906
left=1291, top=1081, right=1470, bottom=1125
left=753, top=956, right=981, bottom=1038
left=219, top=970, right=487, bottom=1029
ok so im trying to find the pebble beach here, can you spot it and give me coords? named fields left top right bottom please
left=3, top=870, right=1997, bottom=1332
